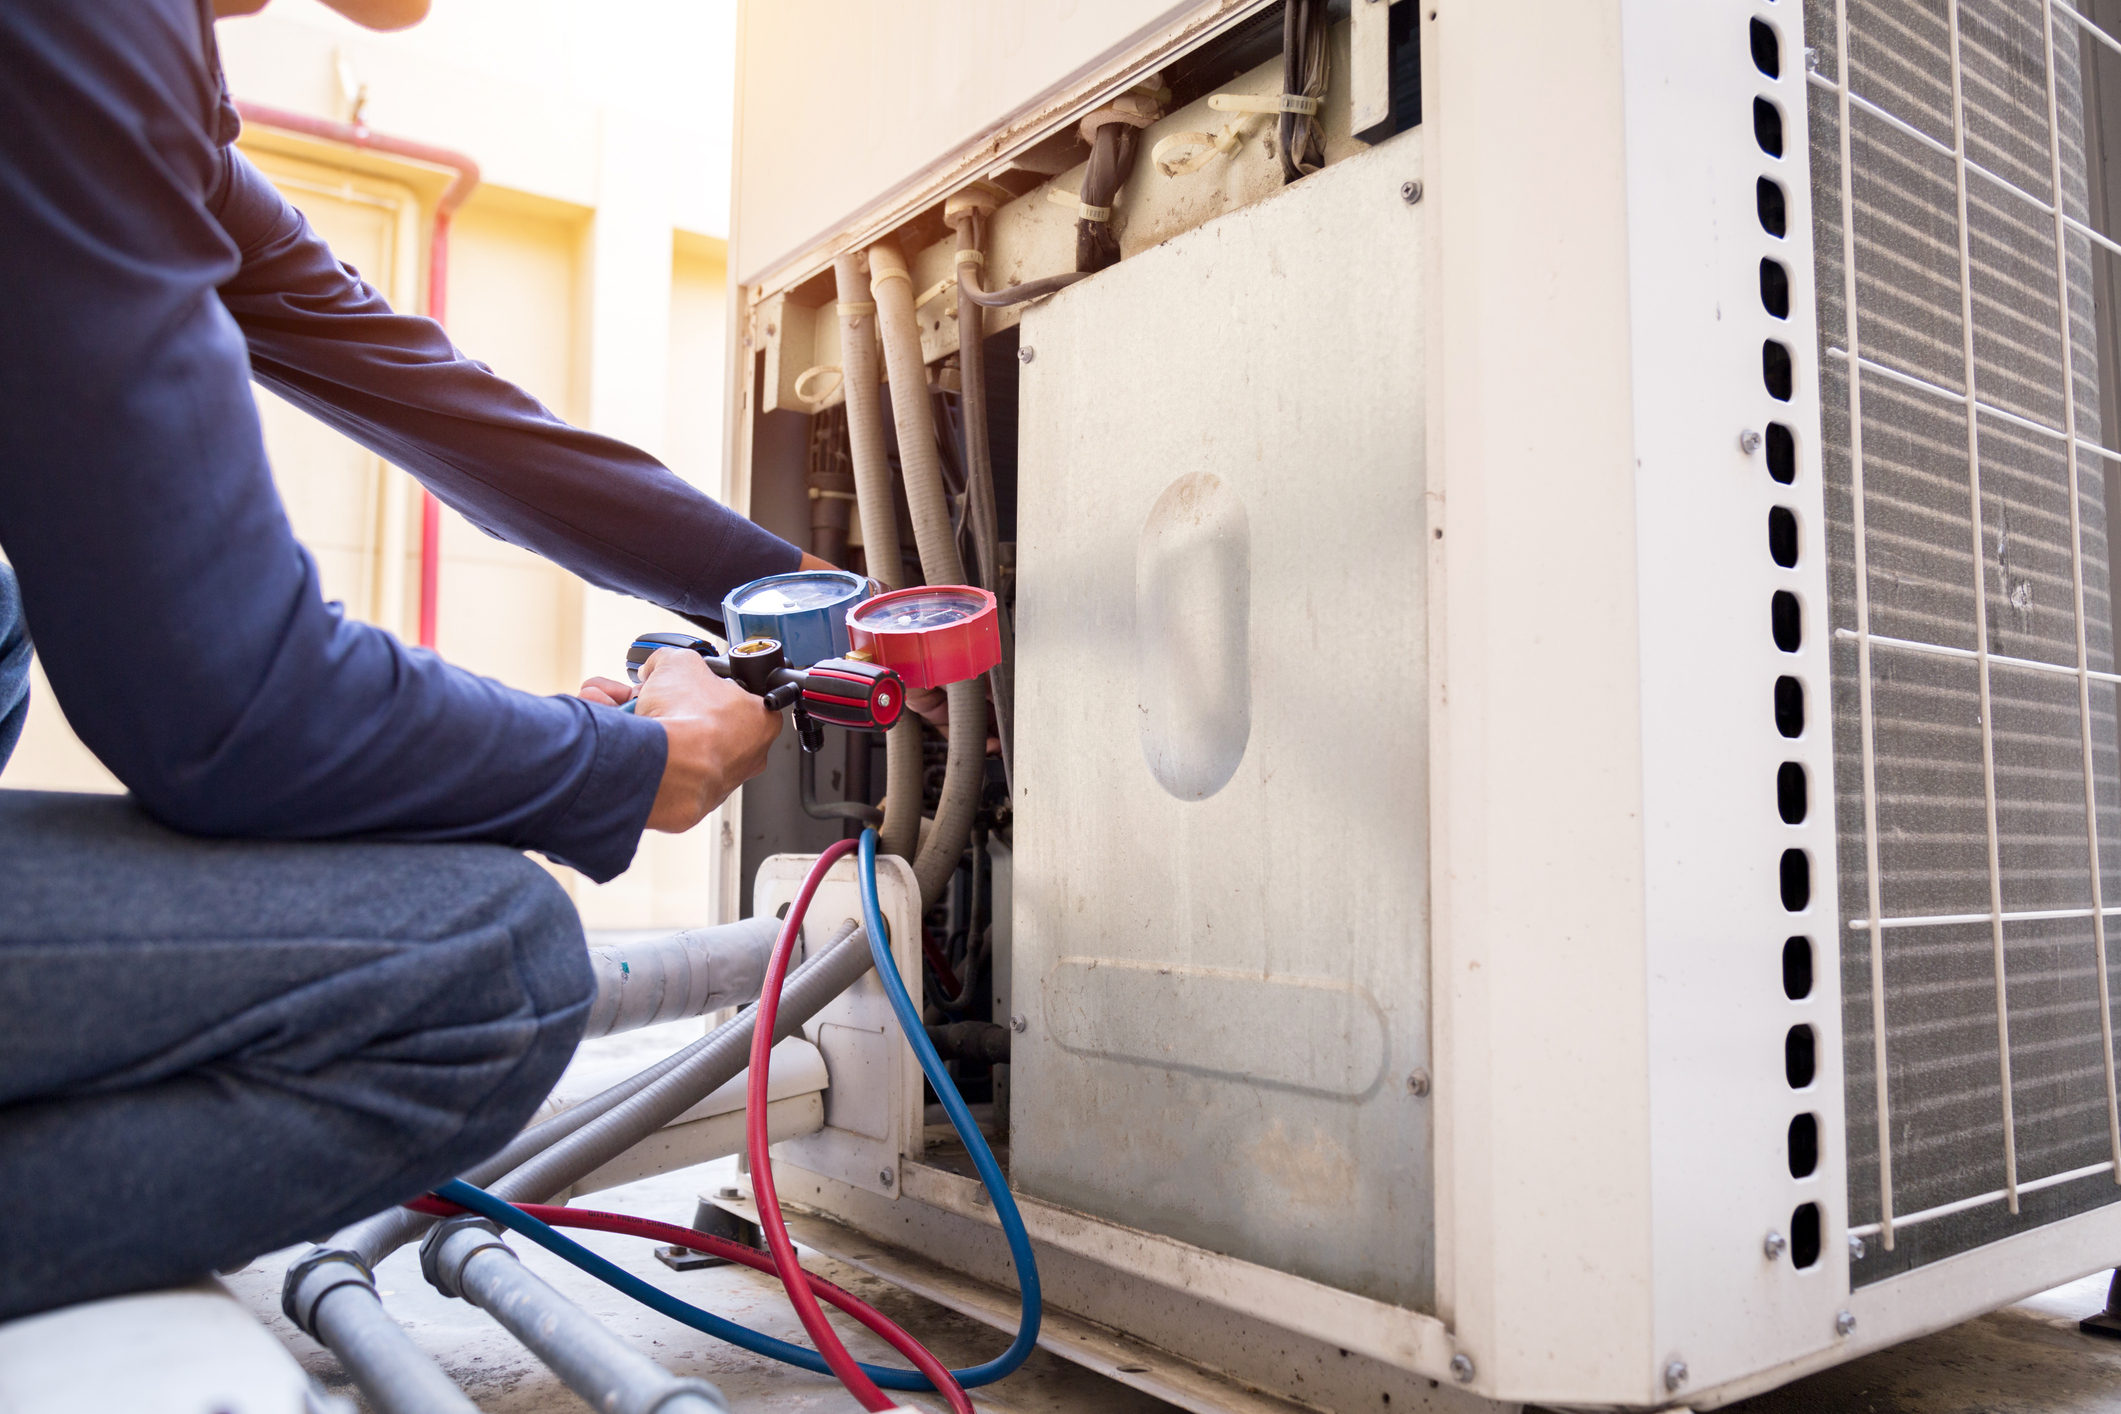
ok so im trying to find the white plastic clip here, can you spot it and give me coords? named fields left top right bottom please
left=791, top=364, right=844, bottom=407
left=1045, top=187, right=1112, bottom=222
left=834, top=301, right=875, bottom=318
left=1208, top=92, right=1320, bottom=116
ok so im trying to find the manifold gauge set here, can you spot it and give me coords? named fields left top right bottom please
left=623, top=569, right=1001, bottom=748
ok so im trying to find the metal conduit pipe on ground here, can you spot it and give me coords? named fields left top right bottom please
left=581, top=915, right=779, bottom=1039
left=284, top=1250, right=480, bottom=1414
left=946, top=199, right=1017, bottom=795
left=296, top=925, right=875, bottom=1413
left=424, top=1219, right=728, bottom=1414
left=833, top=252, right=924, bottom=864
left=867, top=240, right=985, bottom=908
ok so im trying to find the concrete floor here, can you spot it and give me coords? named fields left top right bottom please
left=1712, top=1272, right=2121, bottom=1414
left=217, top=1021, right=2121, bottom=1414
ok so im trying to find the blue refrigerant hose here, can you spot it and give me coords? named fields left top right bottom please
left=423, top=827, right=1040, bottom=1390
left=856, top=826, right=1042, bottom=1384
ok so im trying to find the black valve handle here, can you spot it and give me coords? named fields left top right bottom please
left=624, top=632, right=904, bottom=736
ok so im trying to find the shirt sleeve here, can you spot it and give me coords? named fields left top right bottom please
left=210, top=150, right=801, bottom=631
left=0, top=0, right=665, bottom=882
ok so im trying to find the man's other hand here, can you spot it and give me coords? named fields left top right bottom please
left=578, top=649, right=780, bottom=833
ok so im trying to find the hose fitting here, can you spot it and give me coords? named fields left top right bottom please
left=420, top=1215, right=513, bottom=1301
left=281, top=1247, right=376, bottom=1339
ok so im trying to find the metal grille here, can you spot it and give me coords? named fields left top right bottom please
left=1807, top=0, right=2121, bottom=1282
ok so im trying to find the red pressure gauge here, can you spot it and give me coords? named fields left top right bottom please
left=845, top=586, right=1001, bottom=690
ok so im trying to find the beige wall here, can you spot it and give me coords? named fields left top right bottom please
left=0, top=3, right=745, bottom=931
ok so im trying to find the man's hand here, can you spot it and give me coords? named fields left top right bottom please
left=579, top=649, right=780, bottom=833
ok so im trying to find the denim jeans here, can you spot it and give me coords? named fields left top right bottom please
left=0, top=564, right=28, bottom=770
left=0, top=576, right=592, bottom=1320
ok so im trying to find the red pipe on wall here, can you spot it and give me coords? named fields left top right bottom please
left=233, top=101, right=481, bottom=650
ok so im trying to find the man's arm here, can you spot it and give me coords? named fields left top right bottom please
left=211, top=151, right=799, bottom=634
left=0, top=0, right=766, bottom=879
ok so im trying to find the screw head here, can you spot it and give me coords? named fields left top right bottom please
left=879, top=1168, right=895, bottom=1187
left=1806, top=45, right=1821, bottom=72
left=1763, top=1230, right=1787, bottom=1260
left=1400, top=179, right=1424, bottom=204
left=717, top=1186, right=741, bottom=1200
left=1739, top=427, right=1763, bottom=454
left=1406, top=1067, right=1431, bottom=1097
left=1018, top=346, right=1036, bottom=364
left=1448, top=1353, right=1475, bottom=1382
left=1010, top=1013, right=1029, bottom=1032
left=1835, top=1310, right=1857, bottom=1337
left=1664, top=1359, right=1689, bottom=1392
left=1849, top=1233, right=1867, bottom=1261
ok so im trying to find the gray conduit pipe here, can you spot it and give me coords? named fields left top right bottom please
left=581, top=916, right=779, bottom=1040
left=297, top=925, right=872, bottom=1414
left=868, top=240, right=985, bottom=907
left=486, top=920, right=871, bottom=1207
left=284, top=1251, right=480, bottom=1414
left=948, top=206, right=1016, bottom=796
left=424, top=1220, right=727, bottom=1414
left=324, top=921, right=871, bottom=1271
left=834, top=251, right=923, bottom=863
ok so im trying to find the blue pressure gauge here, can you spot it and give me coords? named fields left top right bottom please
left=721, top=569, right=874, bottom=667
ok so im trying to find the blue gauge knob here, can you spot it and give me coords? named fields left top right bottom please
left=721, top=569, right=874, bottom=667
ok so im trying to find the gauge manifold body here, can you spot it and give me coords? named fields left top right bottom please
left=845, top=585, right=1001, bottom=690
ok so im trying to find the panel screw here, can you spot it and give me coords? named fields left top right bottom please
left=1664, top=1359, right=1689, bottom=1392
left=1400, top=179, right=1424, bottom=204
left=1448, top=1353, right=1474, bottom=1383
left=1018, top=346, right=1036, bottom=364
left=1848, top=1233, right=1867, bottom=1260
left=717, top=1186, right=741, bottom=1200
left=1739, top=428, right=1762, bottom=454
left=1010, top=1013, right=1029, bottom=1032
left=880, top=1168, right=895, bottom=1187
left=1806, top=46, right=1821, bottom=73
left=1763, top=1230, right=1787, bottom=1260
left=1835, top=1310, right=1857, bottom=1337
left=1406, top=1068, right=1431, bottom=1096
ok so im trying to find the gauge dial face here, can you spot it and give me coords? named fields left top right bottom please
left=850, top=588, right=986, bottom=632
left=731, top=573, right=864, bottom=615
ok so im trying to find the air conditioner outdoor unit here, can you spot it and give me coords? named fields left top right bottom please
left=722, top=0, right=2121, bottom=1408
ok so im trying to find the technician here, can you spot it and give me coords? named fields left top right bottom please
left=0, top=0, right=820, bottom=1320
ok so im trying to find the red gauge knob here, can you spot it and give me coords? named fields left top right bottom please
left=801, top=658, right=905, bottom=731
left=845, top=586, right=1001, bottom=691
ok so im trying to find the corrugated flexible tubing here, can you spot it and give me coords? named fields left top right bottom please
left=833, top=252, right=924, bottom=864
left=868, top=240, right=985, bottom=908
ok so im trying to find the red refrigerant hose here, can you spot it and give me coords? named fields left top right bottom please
left=404, top=1195, right=967, bottom=1406
left=743, top=838, right=916, bottom=1412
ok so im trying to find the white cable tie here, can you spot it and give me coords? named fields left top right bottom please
left=808, top=487, right=860, bottom=502
left=1044, top=187, right=1113, bottom=223
left=867, top=265, right=912, bottom=289
left=1208, top=92, right=1321, bottom=116
left=954, top=249, right=986, bottom=267
left=834, top=301, right=875, bottom=318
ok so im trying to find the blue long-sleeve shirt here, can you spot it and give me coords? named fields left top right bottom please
left=0, top=0, right=798, bottom=881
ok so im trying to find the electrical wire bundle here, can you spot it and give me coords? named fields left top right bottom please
left=1280, top=0, right=1330, bottom=183
left=408, top=832, right=1040, bottom=1411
